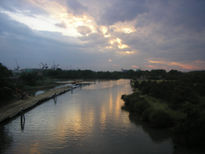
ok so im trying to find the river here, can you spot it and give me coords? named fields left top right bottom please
left=0, top=79, right=174, bottom=154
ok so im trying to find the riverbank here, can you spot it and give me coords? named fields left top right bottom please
left=121, top=93, right=186, bottom=128
left=0, top=82, right=90, bottom=124
left=122, top=79, right=205, bottom=150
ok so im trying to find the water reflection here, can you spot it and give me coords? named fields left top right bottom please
left=0, top=127, right=12, bottom=154
left=128, top=113, right=171, bottom=143
left=1, top=80, right=181, bottom=154
left=20, top=114, right=25, bottom=131
left=29, top=142, right=41, bottom=154
left=53, top=95, right=57, bottom=104
left=70, top=88, right=73, bottom=94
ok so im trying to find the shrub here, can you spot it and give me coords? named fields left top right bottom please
left=148, top=109, right=174, bottom=128
left=19, top=72, right=41, bottom=86
left=173, top=111, right=205, bottom=147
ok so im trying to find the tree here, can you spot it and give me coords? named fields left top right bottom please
left=0, top=63, right=12, bottom=87
left=0, top=63, right=14, bottom=103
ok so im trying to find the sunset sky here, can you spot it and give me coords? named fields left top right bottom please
left=0, top=0, right=205, bottom=71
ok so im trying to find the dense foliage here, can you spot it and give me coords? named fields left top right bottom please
left=0, top=63, right=15, bottom=102
left=122, top=71, right=205, bottom=148
left=42, top=69, right=135, bottom=79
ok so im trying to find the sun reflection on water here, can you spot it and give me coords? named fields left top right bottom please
left=3, top=80, right=133, bottom=154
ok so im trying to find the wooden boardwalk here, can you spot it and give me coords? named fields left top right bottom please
left=0, top=86, right=72, bottom=124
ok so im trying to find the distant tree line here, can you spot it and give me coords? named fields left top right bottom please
left=1, top=62, right=204, bottom=105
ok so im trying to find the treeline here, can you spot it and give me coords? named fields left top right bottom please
left=42, top=69, right=127, bottom=79
left=0, top=64, right=133, bottom=105
left=122, top=70, right=205, bottom=148
left=16, top=69, right=205, bottom=89
left=1, top=62, right=204, bottom=104
left=0, top=63, right=14, bottom=103
left=13, top=68, right=191, bottom=81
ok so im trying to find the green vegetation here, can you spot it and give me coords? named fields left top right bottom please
left=122, top=93, right=185, bottom=128
left=41, top=69, right=136, bottom=79
left=122, top=70, right=205, bottom=148
left=1, top=62, right=205, bottom=149
left=0, top=64, right=60, bottom=106
left=0, top=63, right=15, bottom=102
left=0, top=63, right=140, bottom=106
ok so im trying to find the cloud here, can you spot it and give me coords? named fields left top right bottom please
left=0, top=0, right=47, bottom=15
left=0, top=0, right=205, bottom=71
left=146, top=0, right=205, bottom=32
left=0, top=12, right=118, bottom=71
left=77, top=26, right=91, bottom=35
left=66, top=0, right=87, bottom=15
left=132, top=65, right=139, bottom=69
left=55, top=22, right=67, bottom=28
left=146, top=59, right=205, bottom=71
left=100, top=0, right=147, bottom=25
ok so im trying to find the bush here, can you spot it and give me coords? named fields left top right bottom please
left=0, top=63, right=15, bottom=104
left=122, top=92, right=185, bottom=128
left=0, top=87, right=14, bottom=102
left=19, top=72, right=41, bottom=86
left=122, top=93, right=150, bottom=113
left=148, top=109, right=174, bottom=128
left=173, top=111, right=205, bottom=147
left=0, top=63, right=12, bottom=87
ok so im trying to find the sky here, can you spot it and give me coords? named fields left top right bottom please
left=0, top=0, right=205, bottom=71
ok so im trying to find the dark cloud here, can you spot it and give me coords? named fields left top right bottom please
left=115, top=0, right=205, bottom=64
left=172, top=0, right=205, bottom=32
left=0, top=13, right=32, bottom=38
left=100, top=0, right=147, bottom=25
left=144, top=0, right=205, bottom=32
left=0, top=0, right=24, bottom=11
left=66, top=0, right=87, bottom=15
left=96, top=0, right=205, bottom=32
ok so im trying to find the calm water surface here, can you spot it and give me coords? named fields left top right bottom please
left=0, top=80, right=174, bottom=154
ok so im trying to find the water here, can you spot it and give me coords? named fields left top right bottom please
left=35, top=90, right=45, bottom=96
left=0, top=80, right=174, bottom=154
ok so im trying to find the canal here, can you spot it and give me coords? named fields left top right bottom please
left=0, top=79, right=173, bottom=154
